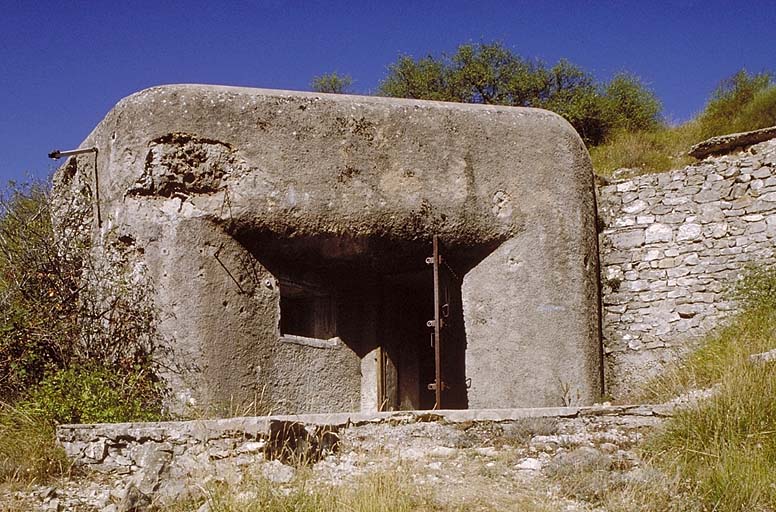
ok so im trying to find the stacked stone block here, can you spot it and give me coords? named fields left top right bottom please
left=598, top=139, right=776, bottom=398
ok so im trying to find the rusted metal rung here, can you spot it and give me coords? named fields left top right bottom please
left=427, top=381, right=449, bottom=391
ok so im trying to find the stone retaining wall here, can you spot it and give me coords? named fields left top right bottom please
left=598, top=138, right=776, bottom=398
left=57, top=405, right=672, bottom=474
left=50, top=405, right=673, bottom=510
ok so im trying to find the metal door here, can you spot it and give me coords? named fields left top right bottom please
left=426, top=235, right=456, bottom=409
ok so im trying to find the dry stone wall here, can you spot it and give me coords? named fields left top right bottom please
left=598, top=138, right=776, bottom=398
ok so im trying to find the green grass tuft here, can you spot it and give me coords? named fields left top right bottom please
left=0, top=403, right=69, bottom=485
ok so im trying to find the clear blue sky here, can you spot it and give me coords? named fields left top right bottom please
left=1, top=0, right=774, bottom=184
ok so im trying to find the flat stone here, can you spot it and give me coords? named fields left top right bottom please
left=516, top=457, right=543, bottom=471
left=688, top=126, right=776, bottom=158
left=262, top=460, right=295, bottom=483
left=644, top=223, right=672, bottom=243
left=610, top=229, right=645, bottom=249
left=677, top=223, right=702, bottom=241
left=623, top=200, right=648, bottom=214
left=750, top=349, right=776, bottom=364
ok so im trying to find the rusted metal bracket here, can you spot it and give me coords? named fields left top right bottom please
left=214, top=243, right=246, bottom=293
left=426, top=318, right=445, bottom=329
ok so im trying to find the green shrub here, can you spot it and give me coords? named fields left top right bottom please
left=311, top=72, right=353, bottom=94
left=733, top=265, right=776, bottom=311
left=601, top=72, right=662, bottom=133
left=0, top=182, right=81, bottom=399
left=589, top=124, right=698, bottom=176
left=591, top=69, right=775, bottom=176
left=20, top=365, right=163, bottom=425
left=732, top=85, right=776, bottom=133
left=0, top=180, right=166, bottom=406
left=698, top=69, right=773, bottom=138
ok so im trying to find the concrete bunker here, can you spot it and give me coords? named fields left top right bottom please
left=54, top=84, right=602, bottom=414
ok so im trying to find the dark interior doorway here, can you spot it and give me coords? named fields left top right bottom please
left=380, top=265, right=467, bottom=410
left=235, top=231, right=494, bottom=411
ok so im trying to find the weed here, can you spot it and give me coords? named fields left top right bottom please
left=499, top=417, right=559, bottom=446
left=590, top=124, right=698, bottom=177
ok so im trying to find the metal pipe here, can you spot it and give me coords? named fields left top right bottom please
left=48, top=147, right=98, bottom=159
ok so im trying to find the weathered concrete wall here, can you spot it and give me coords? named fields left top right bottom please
left=54, top=84, right=601, bottom=413
left=598, top=138, right=776, bottom=398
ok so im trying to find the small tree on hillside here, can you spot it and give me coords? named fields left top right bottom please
left=311, top=72, right=353, bottom=94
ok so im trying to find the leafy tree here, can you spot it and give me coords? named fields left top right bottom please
left=601, top=72, right=662, bottom=133
left=540, top=59, right=608, bottom=144
left=448, top=43, right=548, bottom=105
left=376, top=42, right=662, bottom=146
left=377, top=56, right=452, bottom=101
left=311, top=72, right=353, bottom=94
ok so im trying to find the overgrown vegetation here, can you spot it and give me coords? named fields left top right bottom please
left=311, top=72, right=353, bottom=94
left=0, top=404, right=69, bottom=484
left=0, top=180, right=166, bottom=485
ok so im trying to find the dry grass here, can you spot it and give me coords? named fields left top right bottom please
left=164, top=471, right=440, bottom=512
left=645, top=345, right=776, bottom=511
left=0, top=404, right=69, bottom=485
left=639, top=308, right=776, bottom=404
left=591, top=73, right=776, bottom=178
left=589, top=123, right=700, bottom=177
left=630, top=269, right=776, bottom=511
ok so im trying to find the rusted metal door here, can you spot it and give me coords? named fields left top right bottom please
left=426, top=235, right=454, bottom=409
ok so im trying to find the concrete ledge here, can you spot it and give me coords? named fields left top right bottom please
left=58, top=404, right=672, bottom=438
left=688, top=125, right=776, bottom=158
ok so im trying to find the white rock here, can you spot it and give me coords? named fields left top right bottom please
left=516, top=458, right=542, bottom=471
left=474, top=447, right=499, bottom=457
left=677, top=223, right=702, bottom=241
left=429, top=446, right=457, bottom=457
left=623, top=200, right=648, bottom=214
left=262, top=460, right=295, bottom=484
left=645, top=223, right=673, bottom=243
